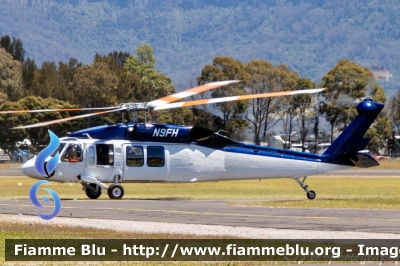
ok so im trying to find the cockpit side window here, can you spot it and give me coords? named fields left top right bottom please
left=61, top=143, right=83, bottom=162
left=50, top=143, right=66, bottom=157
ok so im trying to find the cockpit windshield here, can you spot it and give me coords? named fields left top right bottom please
left=50, top=143, right=66, bottom=157
left=61, top=143, right=83, bottom=162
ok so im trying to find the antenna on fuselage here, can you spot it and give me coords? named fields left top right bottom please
left=82, top=133, right=92, bottom=139
left=216, top=129, right=229, bottom=136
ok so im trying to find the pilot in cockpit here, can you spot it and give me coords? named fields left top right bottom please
left=62, top=144, right=81, bottom=162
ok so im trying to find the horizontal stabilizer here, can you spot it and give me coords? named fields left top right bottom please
left=349, top=153, right=379, bottom=168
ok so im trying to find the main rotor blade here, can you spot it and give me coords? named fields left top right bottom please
left=0, top=106, right=119, bottom=114
left=154, top=88, right=325, bottom=110
left=149, top=80, right=240, bottom=106
left=12, top=107, right=126, bottom=129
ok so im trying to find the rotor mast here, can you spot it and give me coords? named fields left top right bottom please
left=119, top=102, right=154, bottom=123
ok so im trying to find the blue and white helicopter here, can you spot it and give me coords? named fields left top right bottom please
left=6, top=80, right=382, bottom=200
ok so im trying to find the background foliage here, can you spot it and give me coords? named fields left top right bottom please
left=0, top=0, right=398, bottom=93
left=0, top=0, right=398, bottom=155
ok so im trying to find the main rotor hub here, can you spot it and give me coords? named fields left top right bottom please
left=119, top=103, right=154, bottom=112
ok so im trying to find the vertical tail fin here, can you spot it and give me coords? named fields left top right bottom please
left=323, top=99, right=384, bottom=167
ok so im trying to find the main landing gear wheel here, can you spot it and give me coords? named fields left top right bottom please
left=85, top=183, right=102, bottom=199
left=307, top=190, right=316, bottom=200
left=108, top=184, right=124, bottom=199
left=294, top=177, right=316, bottom=200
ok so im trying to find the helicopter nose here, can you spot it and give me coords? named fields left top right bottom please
left=22, top=159, right=43, bottom=179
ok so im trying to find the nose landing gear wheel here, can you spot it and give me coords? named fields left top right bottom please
left=108, top=184, right=124, bottom=199
left=85, top=183, right=102, bottom=199
left=307, top=190, right=316, bottom=200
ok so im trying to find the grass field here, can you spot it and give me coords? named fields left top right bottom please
left=2, top=177, right=400, bottom=209
left=0, top=220, right=346, bottom=265
left=0, top=163, right=12, bottom=169
left=1, top=176, right=395, bottom=264
left=0, top=220, right=237, bottom=265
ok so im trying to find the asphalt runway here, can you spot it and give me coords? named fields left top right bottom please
left=1, top=198, right=400, bottom=234
left=1, top=168, right=400, bottom=177
left=0, top=168, right=24, bottom=176
left=1, top=168, right=400, bottom=235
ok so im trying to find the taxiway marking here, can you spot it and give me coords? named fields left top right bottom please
left=4, top=202, right=400, bottom=223
left=90, top=206, right=400, bottom=222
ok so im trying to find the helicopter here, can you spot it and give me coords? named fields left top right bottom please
left=3, top=80, right=383, bottom=200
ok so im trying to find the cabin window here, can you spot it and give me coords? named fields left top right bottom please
left=147, top=146, right=164, bottom=167
left=126, top=146, right=143, bottom=167
left=88, top=146, right=95, bottom=165
left=61, top=144, right=83, bottom=162
left=96, top=144, right=114, bottom=166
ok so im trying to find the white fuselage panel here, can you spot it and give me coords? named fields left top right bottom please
left=22, top=139, right=351, bottom=183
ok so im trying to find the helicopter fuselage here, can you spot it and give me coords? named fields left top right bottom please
left=23, top=96, right=385, bottom=200
left=22, top=137, right=349, bottom=185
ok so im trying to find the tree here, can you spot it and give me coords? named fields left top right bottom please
left=293, top=78, right=316, bottom=152
left=58, top=57, right=82, bottom=102
left=365, top=113, right=392, bottom=154
left=94, top=51, right=131, bottom=104
left=389, top=91, right=400, bottom=135
left=0, top=48, right=24, bottom=101
left=29, top=61, right=67, bottom=100
left=94, top=52, right=129, bottom=74
left=244, top=60, right=298, bottom=144
left=0, top=96, right=85, bottom=152
left=124, top=44, right=175, bottom=102
left=135, top=68, right=175, bottom=101
left=280, top=96, right=297, bottom=149
left=197, top=56, right=249, bottom=133
left=22, top=57, right=37, bottom=90
left=0, top=101, right=29, bottom=153
left=136, top=44, right=155, bottom=68
left=20, top=97, right=85, bottom=149
left=59, top=58, right=82, bottom=85
left=319, top=103, right=349, bottom=143
left=312, top=104, right=319, bottom=153
left=107, top=51, right=130, bottom=69
left=0, top=35, right=25, bottom=62
left=279, top=78, right=316, bottom=151
left=0, top=92, right=7, bottom=105
left=0, top=35, right=11, bottom=54
left=70, top=61, right=119, bottom=109
left=124, top=44, right=155, bottom=74
left=11, top=38, right=25, bottom=62
left=320, top=59, right=391, bottom=151
left=122, top=44, right=176, bottom=125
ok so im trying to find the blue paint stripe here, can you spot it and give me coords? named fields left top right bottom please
left=223, top=146, right=326, bottom=163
